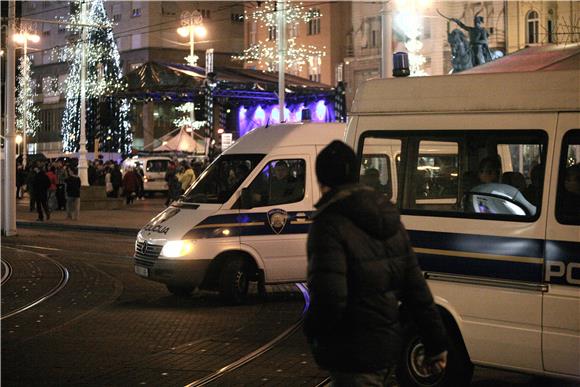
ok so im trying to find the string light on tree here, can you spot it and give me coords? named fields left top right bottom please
left=15, top=49, right=40, bottom=142
left=60, top=0, right=132, bottom=154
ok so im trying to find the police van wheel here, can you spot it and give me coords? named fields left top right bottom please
left=397, top=329, right=473, bottom=387
left=219, top=258, right=250, bottom=305
left=166, top=285, right=194, bottom=297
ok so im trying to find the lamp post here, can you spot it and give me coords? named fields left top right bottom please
left=177, top=10, right=207, bottom=143
left=13, top=31, right=40, bottom=168
left=177, top=10, right=207, bottom=67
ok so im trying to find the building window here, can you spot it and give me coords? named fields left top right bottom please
left=371, top=30, right=378, bottom=48
left=132, top=7, right=142, bottom=17
left=231, top=13, right=244, bottom=23
left=547, top=16, right=555, bottom=43
left=131, top=34, right=142, bottom=49
left=250, top=21, right=257, bottom=45
left=268, top=26, right=277, bottom=41
left=199, top=9, right=211, bottom=19
left=58, top=24, right=66, bottom=34
left=308, top=9, right=321, bottom=35
left=289, top=23, right=299, bottom=38
left=526, top=10, right=539, bottom=44
left=308, top=55, right=321, bottom=82
left=161, top=2, right=177, bottom=16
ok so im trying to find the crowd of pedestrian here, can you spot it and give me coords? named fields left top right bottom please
left=17, top=156, right=206, bottom=218
left=17, top=159, right=81, bottom=222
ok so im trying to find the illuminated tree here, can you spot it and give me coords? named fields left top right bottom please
left=61, top=0, right=132, bottom=154
left=16, top=56, right=40, bottom=139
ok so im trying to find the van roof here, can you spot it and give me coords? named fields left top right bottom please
left=223, top=122, right=345, bottom=155
left=351, top=69, right=579, bottom=114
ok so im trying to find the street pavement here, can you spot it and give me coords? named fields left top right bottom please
left=16, top=194, right=164, bottom=234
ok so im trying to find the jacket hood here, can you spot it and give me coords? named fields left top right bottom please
left=314, top=184, right=400, bottom=239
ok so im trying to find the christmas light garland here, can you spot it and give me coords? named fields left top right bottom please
left=16, top=56, right=40, bottom=138
left=234, top=0, right=326, bottom=72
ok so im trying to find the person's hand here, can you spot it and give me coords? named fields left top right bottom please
left=423, top=351, right=447, bottom=374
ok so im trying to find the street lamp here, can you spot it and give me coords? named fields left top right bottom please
left=177, top=10, right=207, bottom=147
left=15, top=133, right=23, bottom=156
left=13, top=31, right=40, bottom=168
left=177, top=10, right=207, bottom=67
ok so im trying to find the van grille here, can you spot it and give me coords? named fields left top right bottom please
left=134, top=241, right=163, bottom=267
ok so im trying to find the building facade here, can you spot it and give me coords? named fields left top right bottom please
left=19, top=1, right=244, bottom=156
left=242, top=1, right=351, bottom=87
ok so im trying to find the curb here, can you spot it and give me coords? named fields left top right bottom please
left=16, top=221, right=140, bottom=236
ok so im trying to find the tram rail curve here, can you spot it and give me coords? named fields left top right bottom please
left=1, top=246, right=70, bottom=321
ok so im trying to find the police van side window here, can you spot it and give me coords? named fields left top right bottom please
left=361, top=154, right=392, bottom=199
left=246, top=159, right=306, bottom=207
left=359, top=130, right=547, bottom=221
left=556, top=130, right=580, bottom=225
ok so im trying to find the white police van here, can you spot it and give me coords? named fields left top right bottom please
left=346, top=69, right=579, bottom=386
left=134, top=122, right=344, bottom=303
left=122, top=155, right=172, bottom=194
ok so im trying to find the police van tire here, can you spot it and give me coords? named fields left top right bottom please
left=397, top=328, right=473, bottom=387
left=219, top=258, right=250, bottom=305
left=166, top=285, right=194, bottom=297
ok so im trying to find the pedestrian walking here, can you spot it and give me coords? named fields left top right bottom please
left=65, top=167, right=81, bottom=220
left=32, top=164, right=51, bottom=221
left=26, top=165, right=37, bottom=211
left=178, top=161, right=196, bottom=193
left=16, top=164, right=26, bottom=199
left=56, top=162, right=68, bottom=210
left=111, top=163, right=123, bottom=198
left=304, top=141, right=448, bottom=387
left=122, top=167, right=140, bottom=205
left=165, top=170, right=181, bottom=206
left=46, top=166, right=58, bottom=211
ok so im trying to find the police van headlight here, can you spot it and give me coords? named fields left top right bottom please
left=161, top=240, right=194, bottom=258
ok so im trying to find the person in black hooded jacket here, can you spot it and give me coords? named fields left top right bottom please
left=304, top=140, right=448, bottom=386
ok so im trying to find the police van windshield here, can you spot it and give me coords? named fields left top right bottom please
left=180, top=154, right=264, bottom=204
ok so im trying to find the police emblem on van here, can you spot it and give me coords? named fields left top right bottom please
left=267, top=209, right=288, bottom=234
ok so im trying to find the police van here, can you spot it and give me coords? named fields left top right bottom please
left=134, top=122, right=344, bottom=303
left=345, top=69, right=579, bottom=386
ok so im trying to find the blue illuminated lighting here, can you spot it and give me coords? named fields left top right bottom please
left=236, top=100, right=335, bottom=137
left=255, top=105, right=266, bottom=125
left=315, top=100, right=327, bottom=121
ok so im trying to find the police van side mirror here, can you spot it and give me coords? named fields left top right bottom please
left=240, top=188, right=253, bottom=209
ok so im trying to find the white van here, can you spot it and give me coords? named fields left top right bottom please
left=134, top=123, right=344, bottom=302
left=346, top=70, right=579, bottom=386
left=122, top=155, right=172, bottom=194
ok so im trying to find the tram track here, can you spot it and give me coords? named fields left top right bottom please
left=184, top=282, right=331, bottom=387
left=1, top=246, right=70, bottom=321
left=1, top=259, right=13, bottom=285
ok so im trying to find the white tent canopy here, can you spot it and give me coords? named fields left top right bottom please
left=154, top=127, right=203, bottom=153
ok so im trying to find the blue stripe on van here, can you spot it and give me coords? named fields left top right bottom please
left=408, top=230, right=544, bottom=283
left=184, top=211, right=313, bottom=239
left=184, top=213, right=579, bottom=286
left=408, top=230, right=545, bottom=260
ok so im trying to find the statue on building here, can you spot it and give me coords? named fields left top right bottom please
left=448, top=29, right=473, bottom=73
left=439, top=10, right=493, bottom=70
left=451, top=14, right=492, bottom=66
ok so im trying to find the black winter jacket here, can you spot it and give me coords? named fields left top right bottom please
left=304, top=184, right=447, bottom=372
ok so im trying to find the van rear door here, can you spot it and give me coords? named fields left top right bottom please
left=543, top=119, right=580, bottom=376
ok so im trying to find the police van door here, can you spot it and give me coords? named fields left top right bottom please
left=543, top=122, right=580, bottom=377
left=240, top=150, right=314, bottom=282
